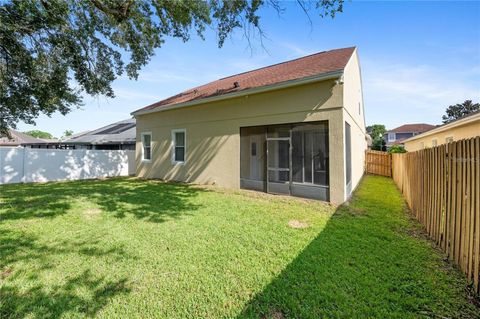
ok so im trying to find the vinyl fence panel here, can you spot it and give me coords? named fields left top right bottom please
left=0, top=147, right=135, bottom=184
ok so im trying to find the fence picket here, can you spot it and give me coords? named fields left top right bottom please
left=365, top=150, right=392, bottom=177
left=392, top=137, right=479, bottom=293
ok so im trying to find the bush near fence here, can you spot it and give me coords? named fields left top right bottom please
left=392, top=137, right=480, bottom=293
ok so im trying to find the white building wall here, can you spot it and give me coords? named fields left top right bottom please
left=342, top=48, right=368, bottom=199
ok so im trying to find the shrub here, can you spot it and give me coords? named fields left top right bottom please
left=388, top=145, right=407, bottom=153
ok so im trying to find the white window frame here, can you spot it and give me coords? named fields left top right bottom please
left=446, top=136, right=454, bottom=143
left=171, top=129, right=186, bottom=165
left=141, top=132, right=152, bottom=162
left=432, top=139, right=437, bottom=147
left=388, top=132, right=396, bottom=142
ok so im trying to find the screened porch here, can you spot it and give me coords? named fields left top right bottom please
left=240, top=121, right=329, bottom=201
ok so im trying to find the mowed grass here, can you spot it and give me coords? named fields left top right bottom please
left=0, top=176, right=477, bottom=318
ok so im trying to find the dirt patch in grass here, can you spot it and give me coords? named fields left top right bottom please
left=83, top=207, right=101, bottom=219
left=288, top=220, right=309, bottom=229
left=397, top=205, right=431, bottom=240
left=1, top=267, right=13, bottom=279
left=401, top=224, right=430, bottom=240
left=263, top=309, right=285, bottom=319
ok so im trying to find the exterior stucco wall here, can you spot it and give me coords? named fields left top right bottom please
left=136, top=80, right=349, bottom=204
left=342, top=49, right=367, bottom=199
left=404, top=119, right=480, bottom=152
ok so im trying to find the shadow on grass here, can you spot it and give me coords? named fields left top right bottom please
left=0, top=228, right=131, bottom=318
left=238, top=176, right=478, bottom=318
left=0, top=178, right=208, bottom=317
left=0, top=177, right=208, bottom=223
left=0, top=269, right=130, bottom=318
left=0, top=228, right=131, bottom=269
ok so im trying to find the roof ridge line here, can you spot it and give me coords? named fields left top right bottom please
left=217, top=46, right=355, bottom=82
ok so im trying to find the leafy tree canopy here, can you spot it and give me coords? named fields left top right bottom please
left=442, top=100, right=480, bottom=124
left=367, top=124, right=387, bottom=151
left=63, top=129, right=73, bottom=138
left=23, top=129, right=54, bottom=139
left=371, top=137, right=386, bottom=152
left=0, top=0, right=344, bottom=136
left=366, top=124, right=386, bottom=140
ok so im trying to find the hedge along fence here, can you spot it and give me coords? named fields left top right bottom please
left=392, top=137, right=480, bottom=293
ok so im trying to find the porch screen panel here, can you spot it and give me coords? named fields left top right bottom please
left=291, top=131, right=303, bottom=183
left=303, top=131, right=313, bottom=183
left=313, top=128, right=329, bottom=185
left=267, top=126, right=290, bottom=138
left=291, top=122, right=329, bottom=187
left=267, top=139, right=289, bottom=183
left=240, top=127, right=266, bottom=184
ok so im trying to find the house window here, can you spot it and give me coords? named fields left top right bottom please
left=388, top=132, right=396, bottom=142
left=446, top=136, right=454, bottom=143
left=420, top=142, right=425, bottom=149
left=172, top=129, right=186, bottom=163
left=432, top=139, right=437, bottom=147
left=141, top=132, right=152, bottom=161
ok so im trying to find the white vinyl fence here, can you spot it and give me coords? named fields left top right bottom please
left=0, top=147, right=135, bottom=185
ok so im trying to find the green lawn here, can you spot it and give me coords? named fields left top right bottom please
left=0, top=176, right=477, bottom=318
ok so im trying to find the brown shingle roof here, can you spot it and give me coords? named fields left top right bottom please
left=0, top=130, right=45, bottom=146
left=133, top=47, right=356, bottom=114
left=389, top=124, right=436, bottom=134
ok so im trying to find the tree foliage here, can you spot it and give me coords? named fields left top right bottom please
left=366, top=124, right=386, bottom=140
left=442, top=100, right=480, bottom=124
left=62, top=129, right=73, bottom=138
left=388, top=145, right=406, bottom=154
left=371, top=138, right=386, bottom=152
left=0, top=0, right=344, bottom=136
left=367, top=124, right=386, bottom=151
left=23, top=129, right=54, bottom=139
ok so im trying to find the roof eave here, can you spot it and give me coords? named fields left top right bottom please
left=131, top=70, right=344, bottom=117
left=403, top=113, right=480, bottom=143
left=63, top=141, right=135, bottom=145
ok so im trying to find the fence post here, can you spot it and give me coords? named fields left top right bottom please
left=21, top=147, right=26, bottom=183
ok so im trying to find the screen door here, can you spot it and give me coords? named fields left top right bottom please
left=266, top=137, right=290, bottom=195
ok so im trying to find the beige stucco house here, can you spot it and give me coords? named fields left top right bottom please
left=131, top=47, right=367, bottom=204
left=404, top=112, right=480, bottom=152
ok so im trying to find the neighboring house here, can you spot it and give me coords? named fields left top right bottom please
left=404, top=112, right=480, bottom=152
left=2, top=119, right=136, bottom=150
left=383, top=124, right=436, bottom=148
left=61, top=118, right=136, bottom=150
left=23, top=138, right=61, bottom=149
left=131, top=47, right=367, bottom=204
left=0, top=130, right=55, bottom=148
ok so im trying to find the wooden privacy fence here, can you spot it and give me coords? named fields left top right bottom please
left=365, top=150, right=392, bottom=177
left=392, top=137, right=480, bottom=293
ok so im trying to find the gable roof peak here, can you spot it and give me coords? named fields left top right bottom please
left=132, top=46, right=356, bottom=115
